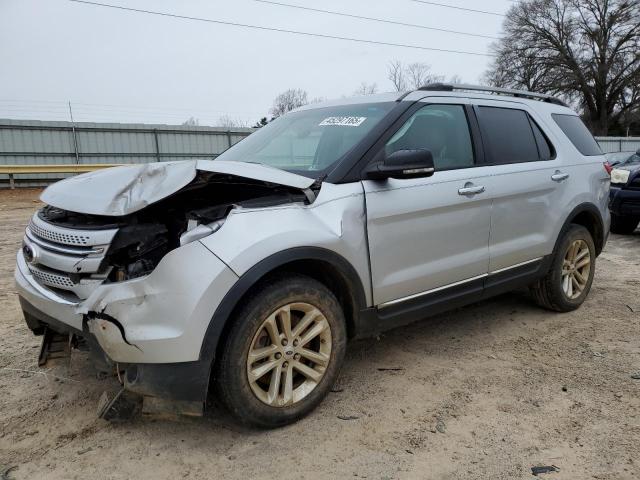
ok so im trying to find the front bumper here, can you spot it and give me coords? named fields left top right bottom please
left=15, top=240, right=239, bottom=364
left=609, top=185, right=640, bottom=217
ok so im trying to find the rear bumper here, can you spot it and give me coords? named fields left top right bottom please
left=609, top=186, right=640, bottom=217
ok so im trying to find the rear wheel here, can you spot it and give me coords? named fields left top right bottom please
left=216, top=274, right=347, bottom=428
left=530, top=224, right=596, bottom=312
left=610, top=214, right=639, bottom=234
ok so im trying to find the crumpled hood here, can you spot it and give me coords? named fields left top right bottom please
left=40, top=160, right=316, bottom=216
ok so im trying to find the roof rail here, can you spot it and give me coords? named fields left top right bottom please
left=418, top=83, right=568, bottom=107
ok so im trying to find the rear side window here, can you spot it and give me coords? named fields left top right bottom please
left=477, top=107, right=539, bottom=164
left=530, top=120, right=554, bottom=160
left=552, top=114, right=602, bottom=156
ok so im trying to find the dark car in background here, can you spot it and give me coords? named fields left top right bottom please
left=608, top=149, right=640, bottom=234
left=606, top=150, right=639, bottom=167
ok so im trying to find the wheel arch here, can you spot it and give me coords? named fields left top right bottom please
left=199, top=247, right=368, bottom=368
left=556, top=203, right=606, bottom=256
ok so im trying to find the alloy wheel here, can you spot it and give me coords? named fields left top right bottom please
left=561, top=239, right=591, bottom=300
left=246, top=302, right=332, bottom=407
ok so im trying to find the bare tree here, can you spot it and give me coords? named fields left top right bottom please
left=269, top=88, right=309, bottom=118
left=486, top=0, right=640, bottom=135
left=182, top=116, right=199, bottom=126
left=387, top=60, right=407, bottom=91
left=353, top=82, right=379, bottom=96
left=405, top=62, right=444, bottom=89
left=217, top=115, right=247, bottom=128
left=449, top=74, right=463, bottom=84
left=388, top=60, right=446, bottom=91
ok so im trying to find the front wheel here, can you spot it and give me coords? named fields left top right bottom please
left=215, top=274, right=347, bottom=428
left=530, top=224, right=596, bottom=312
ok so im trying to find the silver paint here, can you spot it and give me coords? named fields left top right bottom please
left=15, top=91, right=610, bottom=367
left=40, top=159, right=315, bottom=216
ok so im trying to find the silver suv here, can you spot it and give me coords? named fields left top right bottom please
left=15, top=84, right=610, bottom=427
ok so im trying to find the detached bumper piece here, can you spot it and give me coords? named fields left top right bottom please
left=97, top=387, right=204, bottom=421
left=21, top=299, right=207, bottom=420
left=38, top=327, right=72, bottom=367
left=97, top=389, right=142, bottom=422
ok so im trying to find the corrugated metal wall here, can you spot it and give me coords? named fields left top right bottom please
left=2, top=118, right=639, bottom=188
left=594, top=136, right=640, bottom=154
left=0, top=119, right=254, bottom=187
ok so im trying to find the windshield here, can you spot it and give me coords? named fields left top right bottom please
left=216, top=102, right=395, bottom=178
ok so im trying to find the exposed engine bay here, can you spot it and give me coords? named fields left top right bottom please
left=37, top=171, right=313, bottom=284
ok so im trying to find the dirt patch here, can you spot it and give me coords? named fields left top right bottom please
left=1, top=189, right=639, bottom=479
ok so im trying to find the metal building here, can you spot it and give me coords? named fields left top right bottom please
left=0, top=119, right=253, bottom=187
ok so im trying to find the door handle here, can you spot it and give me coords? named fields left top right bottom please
left=458, top=184, right=485, bottom=196
left=551, top=171, right=569, bottom=182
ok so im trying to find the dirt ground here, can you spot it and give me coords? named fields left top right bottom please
left=0, top=188, right=639, bottom=480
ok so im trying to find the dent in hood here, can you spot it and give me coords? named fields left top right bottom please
left=40, top=160, right=316, bottom=216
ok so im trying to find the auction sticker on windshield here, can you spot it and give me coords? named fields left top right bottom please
left=319, top=116, right=367, bottom=127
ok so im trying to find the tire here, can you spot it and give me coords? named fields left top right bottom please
left=530, top=224, right=596, bottom=312
left=215, top=274, right=347, bottom=428
left=610, top=214, right=639, bottom=235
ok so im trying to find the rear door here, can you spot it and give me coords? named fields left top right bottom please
left=473, top=101, right=570, bottom=272
left=363, top=99, right=491, bottom=306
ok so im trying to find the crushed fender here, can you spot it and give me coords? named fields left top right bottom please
left=38, top=327, right=72, bottom=367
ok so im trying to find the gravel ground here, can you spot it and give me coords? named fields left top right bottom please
left=0, top=188, right=639, bottom=480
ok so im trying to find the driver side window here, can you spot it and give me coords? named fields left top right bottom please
left=386, top=104, right=475, bottom=170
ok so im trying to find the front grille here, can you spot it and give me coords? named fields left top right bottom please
left=29, top=220, right=90, bottom=246
left=23, top=211, right=119, bottom=299
left=28, top=265, right=75, bottom=289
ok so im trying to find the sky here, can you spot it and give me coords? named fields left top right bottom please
left=0, top=0, right=514, bottom=126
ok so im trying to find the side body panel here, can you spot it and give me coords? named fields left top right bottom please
left=484, top=159, right=567, bottom=271
left=472, top=99, right=571, bottom=271
left=200, top=182, right=373, bottom=306
left=362, top=169, right=491, bottom=305
left=467, top=98, right=609, bottom=271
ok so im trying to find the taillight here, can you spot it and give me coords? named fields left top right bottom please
left=604, top=161, right=612, bottom=175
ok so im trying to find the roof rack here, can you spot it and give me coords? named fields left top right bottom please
left=418, top=83, right=568, bottom=107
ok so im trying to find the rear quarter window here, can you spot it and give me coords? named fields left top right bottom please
left=552, top=114, right=602, bottom=156
left=530, top=119, right=555, bottom=160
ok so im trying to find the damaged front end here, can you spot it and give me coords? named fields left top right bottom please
left=15, top=160, right=319, bottom=417
left=34, top=165, right=314, bottom=290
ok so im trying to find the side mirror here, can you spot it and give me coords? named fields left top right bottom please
left=365, top=149, right=435, bottom=180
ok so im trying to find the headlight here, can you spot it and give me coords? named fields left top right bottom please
left=610, top=169, right=630, bottom=185
left=179, top=220, right=225, bottom=246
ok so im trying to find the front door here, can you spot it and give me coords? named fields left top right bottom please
left=363, top=102, right=491, bottom=306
